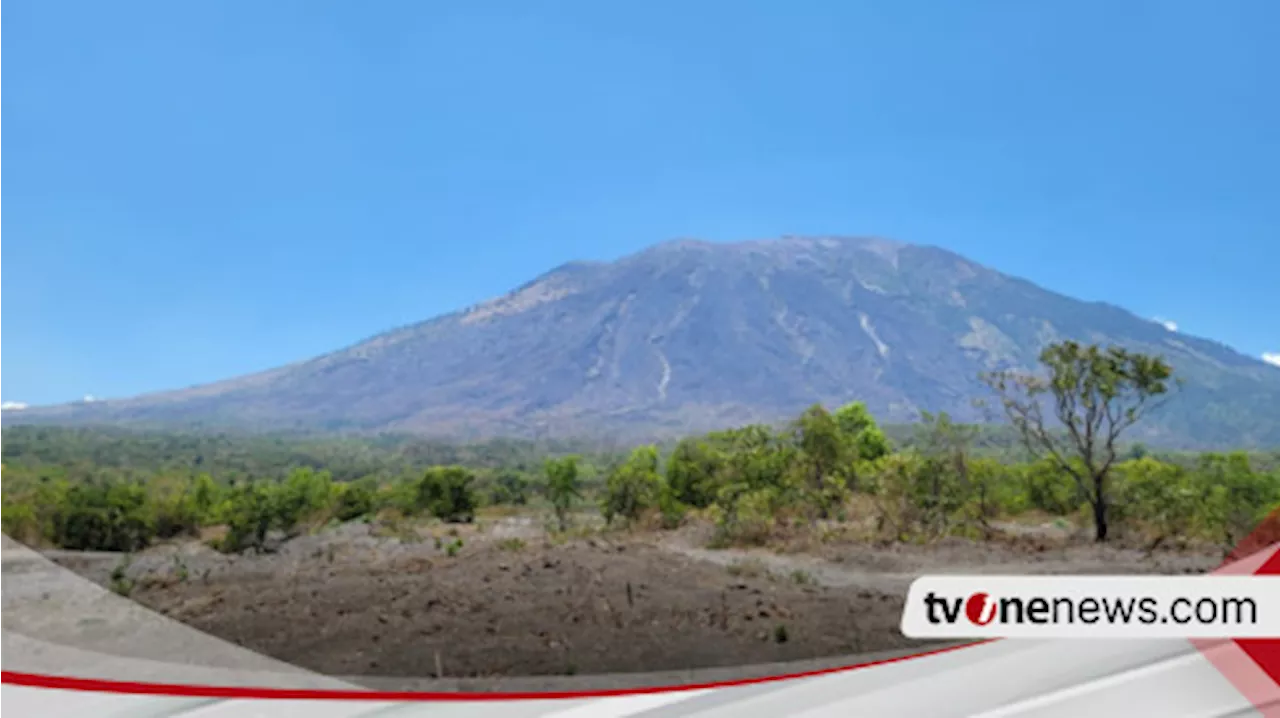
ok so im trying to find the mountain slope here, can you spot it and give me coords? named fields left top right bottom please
left=9, top=237, right=1279, bottom=448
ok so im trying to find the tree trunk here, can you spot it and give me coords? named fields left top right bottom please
left=1092, top=476, right=1108, bottom=542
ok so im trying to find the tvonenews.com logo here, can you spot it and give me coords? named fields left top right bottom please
left=900, top=576, right=1280, bottom=639
left=924, top=591, right=1257, bottom=627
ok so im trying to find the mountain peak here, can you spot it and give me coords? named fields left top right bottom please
left=7, top=237, right=1278, bottom=448
left=645, top=235, right=903, bottom=252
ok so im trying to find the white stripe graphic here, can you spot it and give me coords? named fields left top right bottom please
left=967, top=650, right=1208, bottom=717
left=539, top=690, right=712, bottom=718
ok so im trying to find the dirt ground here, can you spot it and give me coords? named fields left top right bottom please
left=45, top=516, right=1225, bottom=680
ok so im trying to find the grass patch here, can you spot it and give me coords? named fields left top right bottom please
left=789, top=569, right=816, bottom=586
left=497, top=537, right=526, bottom=552
left=726, top=558, right=768, bottom=579
left=109, top=556, right=135, bottom=597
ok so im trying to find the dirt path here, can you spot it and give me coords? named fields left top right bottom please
left=653, top=523, right=1222, bottom=594
left=660, top=542, right=919, bottom=593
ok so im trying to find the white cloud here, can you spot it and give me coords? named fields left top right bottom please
left=82, top=394, right=97, bottom=403
left=0, top=401, right=28, bottom=411
left=1153, top=316, right=1178, bottom=332
left=1263, top=352, right=1280, bottom=368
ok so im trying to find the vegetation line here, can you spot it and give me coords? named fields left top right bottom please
left=3, top=342, right=1277, bottom=557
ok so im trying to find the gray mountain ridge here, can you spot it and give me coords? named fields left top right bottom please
left=8, top=236, right=1279, bottom=449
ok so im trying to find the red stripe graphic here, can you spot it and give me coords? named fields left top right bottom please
left=0, top=640, right=991, bottom=701
left=1193, top=509, right=1280, bottom=716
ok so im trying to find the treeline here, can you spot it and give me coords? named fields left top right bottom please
left=0, top=426, right=618, bottom=483
left=2, top=462, right=545, bottom=554
left=0, top=430, right=616, bottom=554
left=600, top=406, right=1279, bottom=551
left=4, top=404, right=1276, bottom=556
left=4, top=342, right=1279, bottom=555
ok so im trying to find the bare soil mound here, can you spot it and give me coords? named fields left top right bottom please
left=113, top=536, right=925, bottom=678
left=41, top=515, right=1224, bottom=681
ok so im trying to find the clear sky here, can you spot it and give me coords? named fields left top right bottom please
left=4, top=0, right=1278, bottom=406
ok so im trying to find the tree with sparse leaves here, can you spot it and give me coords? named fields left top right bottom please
left=793, top=404, right=849, bottom=518
left=601, top=445, right=663, bottom=526
left=982, top=341, right=1174, bottom=542
left=913, top=411, right=978, bottom=535
left=543, top=456, right=582, bottom=532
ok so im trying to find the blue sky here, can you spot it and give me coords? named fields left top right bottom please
left=4, top=0, right=1278, bottom=406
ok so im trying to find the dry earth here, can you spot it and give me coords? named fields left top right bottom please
left=43, top=516, right=1224, bottom=680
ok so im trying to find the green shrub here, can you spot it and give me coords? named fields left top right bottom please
left=487, top=471, right=530, bottom=506
left=1019, top=458, right=1086, bottom=516
left=969, top=458, right=1029, bottom=516
left=1, top=499, right=41, bottom=544
left=656, top=483, right=687, bottom=529
left=665, top=438, right=725, bottom=509
left=1113, top=457, right=1197, bottom=543
left=544, top=456, right=582, bottom=532
left=217, top=483, right=275, bottom=553
left=1195, top=453, right=1280, bottom=551
left=49, top=481, right=154, bottom=552
left=601, top=446, right=663, bottom=526
left=444, top=538, right=463, bottom=557
left=148, top=476, right=202, bottom=540
left=711, top=485, right=785, bottom=547
left=274, top=468, right=335, bottom=529
left=868, top=452, right=970, bottom=541
left=415, top=467, right=478, bottom=523
left=109, top=555, right=135, bottom=596
left=333, top=479, right=376, bottom=522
